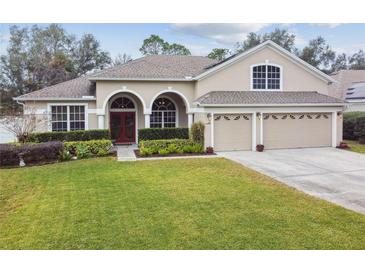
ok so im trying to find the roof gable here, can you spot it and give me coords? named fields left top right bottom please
left=194, top=40, right=336, bottom=84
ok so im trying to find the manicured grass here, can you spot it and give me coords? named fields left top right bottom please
left=345, top=140, right=365, bottom=154
left=1, top=157, right=365, bottom=249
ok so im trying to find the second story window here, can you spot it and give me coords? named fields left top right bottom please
left=252, top=64, right=281, bottom=90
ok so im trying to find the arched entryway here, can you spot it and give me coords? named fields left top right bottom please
left=107, top=93, right=145, bottom=144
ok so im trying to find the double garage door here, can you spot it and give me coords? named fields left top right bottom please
left=213, top=113, right=332, bottom=151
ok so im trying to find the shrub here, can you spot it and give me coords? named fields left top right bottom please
left=139, top=139, right=204, bottom=156
left=138, top=128, right=189, bottom=141
left=28, top=129, right=110, bottom=143
left=0, top=142, right=64, bottom=167
left=59, top=150, right=72, bottom=161
left=190, top=122, right=205, bottom=146
left=158, top=148, right=170, bottom=155
left=343, top=112, right=365, bottom=140
left=64, top=140, right=112, bottom=158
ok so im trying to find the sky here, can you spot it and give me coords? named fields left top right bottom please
left=1, top=23, right=365, bottom=59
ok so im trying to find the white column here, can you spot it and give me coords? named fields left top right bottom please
left=332, top=111, right=337, bottom=147
left=188, top=114, right=193, bottom=128
left=260, top=112, right=264, bottom=145
left=210, top=113, right=214, bottom=148
left=251, top=112, right=257, bottom=151
left=97, top=115, right=105, bottom=129
left=145, top=114, right=150, bottom=128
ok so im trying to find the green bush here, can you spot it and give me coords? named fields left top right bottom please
left=64, top=140, right=112, bottom=158
left=58, top=150, right=72, bottom=161
left=139, top=139, right=203, bottom=156
left=343, top=112, right=365, bottom=140
left=28, top=130, right=110, bottom=143
left=138, top=128, right=189, bottom=141
left=190, top=122, right=205, bottom=146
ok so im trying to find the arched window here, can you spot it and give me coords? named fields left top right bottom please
left=251, top=64, right=281, bottom=90
left=110, top=97, right=135, bottom=109
left=150, top=97, right=176, bottom=128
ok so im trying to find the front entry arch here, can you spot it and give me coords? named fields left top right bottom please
left=109, top=96, right=137, bottom=144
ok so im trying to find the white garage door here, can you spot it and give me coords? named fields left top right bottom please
left=214, top=114, right=252, bottom=151
left=263, top=113, right=332, bottom=149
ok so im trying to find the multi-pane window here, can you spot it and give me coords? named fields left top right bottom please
left=51, top=105, right=86, bottom=132
left=150, top=97, right=176, bottom=128
left=70, top=106, right=85, bottom=131
left=51, top=106, right=67, bottom=131
left=252, top=64, right=281, bottom=90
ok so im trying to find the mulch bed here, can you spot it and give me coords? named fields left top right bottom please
left=134, top=149, right=216, bottom=158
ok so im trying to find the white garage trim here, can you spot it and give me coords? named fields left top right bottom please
left=251, top=112, right=257, bottom=151
left=332, top=111, right=337, bottom=148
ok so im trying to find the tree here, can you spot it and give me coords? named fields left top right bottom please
left=113, top=53, right=132, bottom=66
left=0, top=24, right=112, bottom=108
left=298, top=36, right=335, bottom=72
left=2, top=107, right=47, bottom=143
left=235, top=29, right=296, bottom=53
left=235, top=32, right=261, bottom=52
left=349, top=50, right=365, bottom=70
left=139, top=34, right=191, bottom=56
left=207, top=48, right=230, bottom=61
left=72, top=33, right=111, bottom=75
left=263, top=29, right=296, bottom=52
left=139, top=34, right=167, bottom=55
left=164, top=43, right=191, bottom=55
left=331, top=53, right=348, bottom=72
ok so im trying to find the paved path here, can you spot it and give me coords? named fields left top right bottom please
left=218, top=148, right=365, bottom=215
left=116, top=145, right=137, bottom=161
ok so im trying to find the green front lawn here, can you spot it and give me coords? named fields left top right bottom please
left=1, top=157, right=365, bottom=249
left=346, top=140, right=365, bottom=154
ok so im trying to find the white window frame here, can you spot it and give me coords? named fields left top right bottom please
left=250, top=63, right=283, bottom=91
left=47, top=103, right=89, bottom=132
left=150, top=96, right=179, bottom=128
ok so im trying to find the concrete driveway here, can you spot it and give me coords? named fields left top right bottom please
left=218, top=148, right=365, bottom=215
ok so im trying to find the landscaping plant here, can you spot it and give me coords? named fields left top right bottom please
left=190, top=122, right=205, bottom=146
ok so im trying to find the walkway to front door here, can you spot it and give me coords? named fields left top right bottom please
left=110, top=112, right=136, bottom=144
left=116, top=144, right=137, bottom=161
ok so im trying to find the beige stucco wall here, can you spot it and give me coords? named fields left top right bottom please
left=95, top=81, right=195, bottom=112
left=23, top=100, right=97, bottom=131
left=195, top=47, right=330, bottom=98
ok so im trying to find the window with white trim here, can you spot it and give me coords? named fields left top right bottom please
left=150, top=97, right=176, bottom=128
left=51, top=105, right=85, bottom=131
left=252, top=64, right=281, bottom=90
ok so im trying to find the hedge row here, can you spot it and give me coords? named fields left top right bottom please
left=62, top=139, right=113, bottom=159
left=138, top=139, right=203, bottom=156
left=28, top=129, right=110, bottom=143
left=138, top=128, right=189, bottom=141
left=343, top=112, right=365, bottom=140
left=0, top=142, right=64, bottom=167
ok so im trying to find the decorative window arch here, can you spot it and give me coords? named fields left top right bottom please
left=110, top=96, right=135, bottom=110
left=251, top=64, right=282, bottom=90
left=150, top=97, right=177, bottom=128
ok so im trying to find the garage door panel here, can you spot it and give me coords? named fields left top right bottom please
left=263, top=113, right=332, bottom=149
left=214, top=114, right=252, bottom=151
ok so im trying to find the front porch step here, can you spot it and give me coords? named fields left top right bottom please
left=116, top=144, right=137, bottom=161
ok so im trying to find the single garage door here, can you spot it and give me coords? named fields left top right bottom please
left=263, top=113, right=332, bottom=149
left=214, top=114, right=252, bottom=151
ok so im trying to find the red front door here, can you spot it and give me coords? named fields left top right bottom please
left=110, top=112, right=136, bottom=144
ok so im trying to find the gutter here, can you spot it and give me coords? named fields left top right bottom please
left=194, top=103, right=347, bottom=107
left=13, top=97, right=96, bottom=101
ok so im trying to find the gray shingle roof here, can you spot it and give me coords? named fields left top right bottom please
left=195, top=91, right=345, bottom=105
left=16, top=76, right=95, bottom=100
left=89, top=55, right=217, bottom=80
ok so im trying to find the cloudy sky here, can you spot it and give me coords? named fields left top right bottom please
left=1, top=23, right=364, bottom=59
